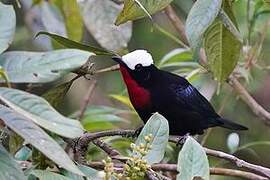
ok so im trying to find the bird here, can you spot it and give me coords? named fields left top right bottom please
left=112, top=50, right=248, bottom=136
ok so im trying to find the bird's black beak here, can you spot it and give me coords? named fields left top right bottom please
left=112, top=55, right=122, bottom=64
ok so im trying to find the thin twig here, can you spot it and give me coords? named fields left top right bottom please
left=228, top=76, right=270, bottom=126
left=78, top=80, right=97, bottom=120
left=164, top=5, right=189, bottom=46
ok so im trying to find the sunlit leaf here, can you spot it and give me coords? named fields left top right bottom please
left=115, top=0, right=173, bottom=25
left=159, top=48, right=193, bottom=66
left=79, top=0, right=132, bottom=51
left=31, top=170, right=72, bottom=180
left=0, top=87, right=84, bottom=138
left=177, top=137, right=210, bottom=180
left=36, top=32, right=115, bottom=56
left=134, top=113, right=169, bottom=165
left=0, top=2, right=16, bottom=54
left=0, top=145, right=26, bottom=180
left=185, top=0, right=222, bottom=50
left=109, top=94, right=133, bottom=109
left=0, top=105, right=84, bottom=176
left=0, top=49, right=93, bottom=83
left=42, top=81, right=73, bottom=108
left=204, top=1, right=241, bottom=82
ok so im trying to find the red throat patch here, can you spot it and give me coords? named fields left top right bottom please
left=119, top=65, right=151, bottom=109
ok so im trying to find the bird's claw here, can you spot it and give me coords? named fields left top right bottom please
left=176, top=133, right=190, bottom=146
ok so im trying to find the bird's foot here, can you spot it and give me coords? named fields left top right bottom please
left=123, top=125, right=144, bottom=139
left=176, top=133, right=190, bottom=146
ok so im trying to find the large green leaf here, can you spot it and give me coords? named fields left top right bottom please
left=31, top=170, right=72, bottom=180
left=134, top=113, right=169, bottom=165
left=0, top=87, right=84, bottom=138
left=185, top=0, right=222, bottom=50
left=0, top=105, right=84, bottom=176
left=0, top=49, right=93, bottom=83
left=0, top=2, right=16, bottom=54
left=177, top=137, right=209, bottom=180
left=79, top=0, right=132, bottom=51
left=54, top=0, right=83, bottom=41
left=36, top=32, right=115, bottom=56
left=203, top=1, right=241, bottom=82
left=115, top=0, right=173, bottom=25
left=0, top=145, right=26, bottom=180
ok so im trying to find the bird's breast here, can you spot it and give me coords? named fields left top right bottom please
left=120, top=66, right=151, bottom=109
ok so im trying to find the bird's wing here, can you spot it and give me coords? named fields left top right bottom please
left=168, top=82, right=218, bottom=116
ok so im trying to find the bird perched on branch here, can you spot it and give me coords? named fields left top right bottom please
left=112, top=50, right=248, bottom=136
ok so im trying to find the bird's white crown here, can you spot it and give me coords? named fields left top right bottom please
left=122, top=50, right=153, bottom=70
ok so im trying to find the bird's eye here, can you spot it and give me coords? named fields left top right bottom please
left=135, top=63, right=143, bottom=70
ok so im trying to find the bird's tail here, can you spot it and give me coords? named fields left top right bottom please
left=217, top=118, right=248, bottom=130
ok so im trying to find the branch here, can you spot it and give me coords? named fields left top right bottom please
left=78, top=80, right=97, bottom=120
left=88, top=161, right=267, bottom=180
left=75, top=129, right=270, bottom=178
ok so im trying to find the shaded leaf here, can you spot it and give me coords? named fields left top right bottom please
left=40, top=1, right=66, bottom=37
left=109, top=94, right=133, bottom=109
left=159, top=48, right=193, bottom=66
left=79, top=0, right=132, bottom=51
left=36, top=32, right=115, bottom=56
left=185, top=0, right=222, bottom=50
left=0, top=105, right=84, bottom=176
left=0, top=49, right=93, bottom=83
left=134, top=113, right=169, bottom=165
left=31, top=170, right=72, bottom=180
left=0, top=145, right=26, bottom=180
left=42, top=81, right=73, bottom=108
left=0, top=2, right=16, bottom=54
left=203, top=1, right=241, bottom=82
left=115, top=0, right=173, bottom=25
left=177, top=137, right=209, bottom=180
left=9, top=132, right=24, bottom=154
left=0, top=87, right=84, bottom=138
left=54, top=0, right=83, bottom=41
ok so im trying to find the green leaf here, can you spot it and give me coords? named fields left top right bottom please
left=42, top=81, right=73, bottom=108
left=185, top=0, right=222, bottom=50
left=177, top=137, right=209, bottom=180
left=79, top=0, right=132, bottom=51
left=203, top=1, right=241, bottom=82
left=115, top=0, right=173, bottom=25
left=0, top=145, right=27, bottom=180
left=0, top=2, right=16, bottom=54
left=36, top=32, right=115, bottom=56
left=15, top=146, right=32, bottom=161
left=0, top=87, right=84, bottom=138
left=0, top=49, right=93, bottom=83
left=134, top=113, right=169, bottom=165
left=0, top=66, right=11, bottom=87
left=55, top=0, right=83, bottom=41
left=0, top=105, right=84, bottom=176
left=81, top=106, right=128, bottom=131
left=109, top=94, right=134, bottom=109
left=31, top=170, right=72, bottom=180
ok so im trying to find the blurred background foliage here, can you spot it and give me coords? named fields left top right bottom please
left=1, top=0, right=270, bottom=179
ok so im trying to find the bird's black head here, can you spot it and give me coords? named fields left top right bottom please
left=112, top=50, right=158, bottom=87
